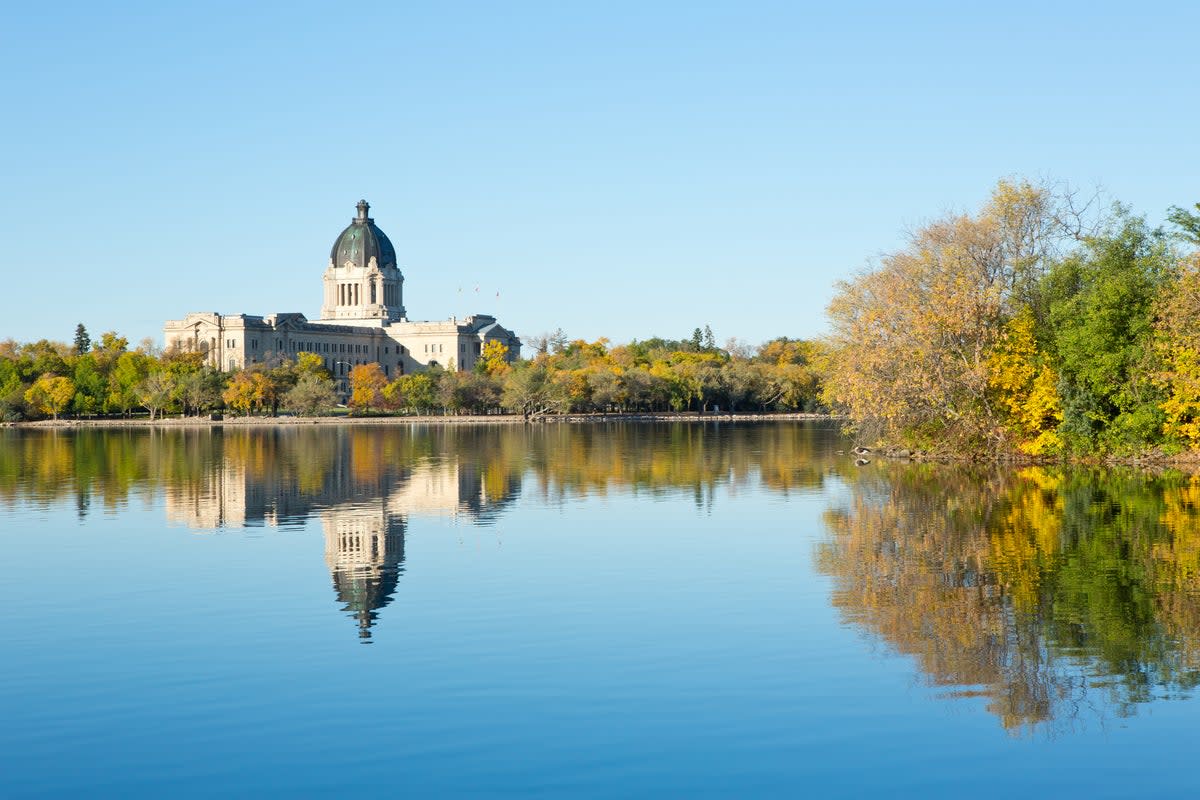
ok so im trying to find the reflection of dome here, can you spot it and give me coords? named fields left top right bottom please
left=329, top=200, right=397, bottom=269
left=331, top=561, right=403, bottom=640
left=325, top=511, right=406, bottom=642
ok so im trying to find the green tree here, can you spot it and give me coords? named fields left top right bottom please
left=1167, top=202, right=1200, bottom=245
left=108, top=351, right=152, bottom=415
left=178, top=369, right=223, bottom=416
left=283, top=372, right=337, bottom=416
left=397, top=373, right=436, bottom=414
left=1042, top=213, right=1172, bottom=450
left=73, top=324, right=91, bottom=355
left=136, top=372, right=177, bottom=420
left=71, top=354, right=105, bottom=416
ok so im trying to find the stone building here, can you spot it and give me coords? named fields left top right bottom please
left=163, top=200, right=520, bottom=388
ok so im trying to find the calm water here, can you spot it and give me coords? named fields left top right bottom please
left=3, top=422, right=1200, bottom=797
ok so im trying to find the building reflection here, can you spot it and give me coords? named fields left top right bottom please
left=322, top=503, right=405, bottom=641
left=160, top=428, right=521, bottom=641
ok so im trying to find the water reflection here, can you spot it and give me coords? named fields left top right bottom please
left=820, top=462, right=1200, bottom=734
left=0, top=423, right=833, bottom=641
left=13, top=422, right=1200, bottom=731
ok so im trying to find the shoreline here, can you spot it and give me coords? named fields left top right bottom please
left=2, top=411, right=841, bottom=429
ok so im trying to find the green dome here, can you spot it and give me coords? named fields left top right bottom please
left=329, top=200, right=397, bottom=269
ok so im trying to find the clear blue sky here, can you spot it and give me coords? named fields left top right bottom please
left=2, top=1, right=1197, bottom=348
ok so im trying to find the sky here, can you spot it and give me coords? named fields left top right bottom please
left=1, top=0, right=1198, bottom=349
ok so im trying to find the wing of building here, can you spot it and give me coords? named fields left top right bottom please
left=163, top=200, right=521, bottom=385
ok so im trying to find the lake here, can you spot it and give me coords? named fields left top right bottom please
left=3, top=421, right=1200, bottom=797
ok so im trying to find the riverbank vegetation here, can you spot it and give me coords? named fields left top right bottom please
left=823, top=179, right=1200, bottom=457
left=0, top=326, right=824, bottom=422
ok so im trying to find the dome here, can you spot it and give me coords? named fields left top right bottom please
left=329, top=200, right=397, bottom=269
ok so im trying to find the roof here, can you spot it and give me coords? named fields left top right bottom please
left=329, top=200, right=397, bottom=270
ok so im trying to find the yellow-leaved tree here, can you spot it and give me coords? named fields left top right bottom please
left=478, top=340, right=511, bottom=376
left=987, top=310, right=1063, bottom=455
left=25, top=374, right=75, bottom=420
left=1155, top=254, right=1200, bottom=447
left=349, top=363, right=387, bottom=412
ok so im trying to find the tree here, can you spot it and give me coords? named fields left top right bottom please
left=283, top=372, right=338, bottom=416
left=178, top=369, right=223, bottom=416
left=25, top=374, right=75, bottom=420
left=71, top=354, right=105, bottom=416
left=396, top=373, right=436, bottom=414
left=476, top=340, right=511, bottom=376
left=987, top=310, right=1063, bottom=454
left=73, top=324, right=90, bottom=355
left=1042, top=213, right=1171, bottom=450
left=222, top=372, right=257, bottom=415
left=107, top=351, right=152, bottom=415
left=1167, top=202, right=1200, bottom=246
left=823, top=179, right=1072, bottom=450
left=501, top=363, right=569, bottom=418
left=1154, top=253, right=1200, bottom=446
left=136, top=372, right=176, bottom=420
left=296, top=351, right=330, bottom=379
left=93, top=332, right=129, bottom=373
left=348, top=363, right=387, bottom=412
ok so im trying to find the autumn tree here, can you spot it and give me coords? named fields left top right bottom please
left=987, top=310, right=1063, bottom=454
left=348, top=363, right=387, bottom=413
left=1154, top=253, right=1200, bottom=446
left=222, top=372, right=257, bottom=415
left=25, top=374, right=75, bottom=420
left=476, top=340, right=512, bottom=376
left=823, top=179, right=1074, bottom=450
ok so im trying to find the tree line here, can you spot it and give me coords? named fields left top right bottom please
left=0, top=325, right=824, bottom=421
left=823, top=178, right=1200, bottom=456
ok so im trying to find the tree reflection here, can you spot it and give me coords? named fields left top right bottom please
left=0, top=422, right=839, bottom=640
left=817, top=463, right=1200, bottom=734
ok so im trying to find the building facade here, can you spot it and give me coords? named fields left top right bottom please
left=164, top=200, right=520, bottom=386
